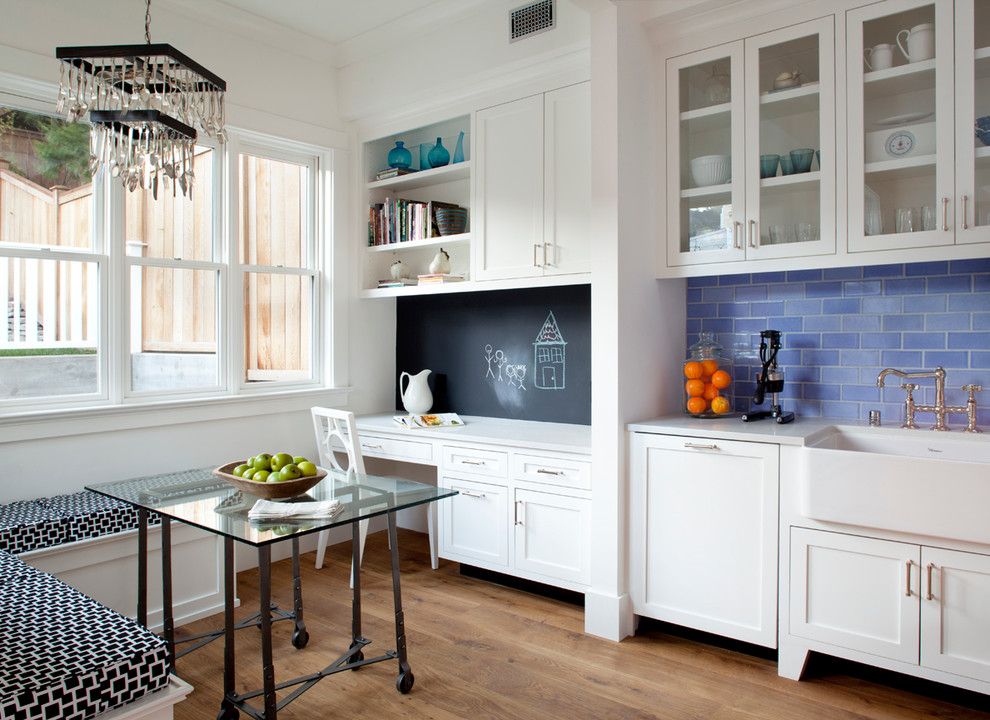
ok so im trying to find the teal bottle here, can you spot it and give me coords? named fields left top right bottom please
left=427, top=137, right=450, bottom=168
left=453, top=131, right=465, bottom=163
left=387, top=141, right=412, bottom=169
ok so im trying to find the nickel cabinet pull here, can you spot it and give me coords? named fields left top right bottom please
left=362, top=443, right=383, bottom=451
left=536, top=468, right=565, bottom=476
left=533, top=243, right=542, bottom=268
left=905, top=560, right=914, bottom=597
left=962, top=195, right=970, bottom=230
left=684, top=442, right=719, bottom=450
left=942, top=197, right=950, bottom=231
left=543, top=242, right=552, bottom=267
left=514, top=500, right=524, bottom=526
left=733, top=221, right=742, bottom=250
left=749, top=219, right=758, bottom=248
left=460, top=459, right=485, bottom=466
left=460, top=489, right=486, bottom=499
left=926, top=562, right=936, bottom=601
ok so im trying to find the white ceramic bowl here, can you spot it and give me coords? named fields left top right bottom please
left=690, top=154, right=731, bottom=187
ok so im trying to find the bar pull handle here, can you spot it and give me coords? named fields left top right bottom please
left=684, top=442, right=719, bottom=450
left=361, top=443, right=383, bottom=451
left=905, top=560, right=914, bottom=597
left=460, top=489, right=486, bottom=499
left=515, top=500, right=524, bottom=526
left=749, top=219, right=758, bottom=248
left=926, top=562, right=935, bottom=601
left=733, top=221, right=743, bottom=249
left=460, top=459, right=485, bottom=466
left=536, top=468, right=565, bottom=476
left=543, top=242, right=552, bottom=267
left=533, top=243, right=542, bottom=268
left=962, top=195, right=970, bottom=230
left=942, top=196, right=950, bottom=231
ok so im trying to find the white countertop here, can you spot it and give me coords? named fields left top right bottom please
left=627, top=415, right=841, bottom=446
left=357, top=414, right=592, bottom=455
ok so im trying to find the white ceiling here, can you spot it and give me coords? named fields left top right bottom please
left=214, top=0, right=446, bottom=45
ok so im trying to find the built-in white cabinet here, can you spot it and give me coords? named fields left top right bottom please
left=666, top=18, right=835, bottom=267
left=513, top=487, right=590, bottom=585
left=954, top=0, right=990, bottom=245
left=475, top=82, right=591, bottom=280
left=629, top=432, right=779, bottom=648
left=790, top=528, right=990, bottom=685
left=439, top=475, right=510, bottom=569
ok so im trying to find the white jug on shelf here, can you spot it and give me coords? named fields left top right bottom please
left=897, top=23, right=934, bottom=63
left=400, top=369, right=433, bottom=415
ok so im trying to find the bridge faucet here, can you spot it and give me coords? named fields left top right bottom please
left=876, top=367, right=982, bottom=432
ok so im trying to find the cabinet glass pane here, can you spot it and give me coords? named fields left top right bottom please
left=758, top=34, right=821, bottom=246
left=860, top=5, right=938, bottom=237
left=679, top=58, right=734, bottom=254
left=972, top=2, right=990, bottom=228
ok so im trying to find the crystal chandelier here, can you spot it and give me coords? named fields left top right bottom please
left=55, top=0, right=226, bottom=198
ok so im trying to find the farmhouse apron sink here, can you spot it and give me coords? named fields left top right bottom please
left=799, top=426, right=990, bottom=544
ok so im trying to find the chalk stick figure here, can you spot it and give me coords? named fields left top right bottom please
left=484, top=344, right=496, bottom=379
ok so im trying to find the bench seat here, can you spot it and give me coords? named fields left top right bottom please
left=0, top=550, right=170, bottom=720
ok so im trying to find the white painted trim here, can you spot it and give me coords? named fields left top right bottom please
left=96, top=676, right=193, bottom=720
left=584, top=589, right=635, bottom=641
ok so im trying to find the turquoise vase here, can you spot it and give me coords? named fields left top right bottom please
left=452, top=131, right=465, bottom=164
left=387, top=141, right=412, bottom=169
left=427, top=137, right=450, bottom=168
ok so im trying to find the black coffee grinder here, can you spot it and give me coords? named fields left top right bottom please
left=741, top=329, right=795, bottom=424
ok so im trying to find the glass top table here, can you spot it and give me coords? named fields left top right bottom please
left=87, top=467, right=458, bottom=547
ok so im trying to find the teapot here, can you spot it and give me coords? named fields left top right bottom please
left=400, top=369, right=433, bottom=415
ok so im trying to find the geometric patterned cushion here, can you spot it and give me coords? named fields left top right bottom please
left=0, top=555, right=169, bottom=720
left=0, top=492, right=160, bottom=556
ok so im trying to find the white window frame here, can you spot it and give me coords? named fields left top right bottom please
left=227, top=131, right=325, bottom=394
left=0, top=86, right=110, bottom=414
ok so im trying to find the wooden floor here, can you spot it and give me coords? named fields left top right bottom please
left=173, top=530, right=990, bottom=719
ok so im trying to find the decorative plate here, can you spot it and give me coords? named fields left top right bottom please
left=885, top=130, right=916, bottom=157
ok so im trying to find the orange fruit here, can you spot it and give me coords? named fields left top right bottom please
left=701, top=375, right=712, bottom=384
left=710, top=396, right=731, bottom=415
left=685, top=379, right=706, bottom=397
left=701, top=359, right=719, bottom=376
left=711, top=369, right=732, bottom=389
left=686, top=397, right=707, bottom=415
left=703, top=383, right=719, bottom=401
left=683, top=361, right=703, bottom=379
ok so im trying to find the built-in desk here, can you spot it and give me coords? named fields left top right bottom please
left=354, top=414, right=592, bottom=592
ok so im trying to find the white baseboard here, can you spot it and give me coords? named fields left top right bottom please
left=584, top=589, right=635, bottom=641
left=96, top=677, right=192, bottom=720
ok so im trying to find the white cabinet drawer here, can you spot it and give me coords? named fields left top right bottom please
left=439, top=476, right=509, bottom=568
left=357, top=434, right=434, bottom=464
left=513, top=453, right=590, bottom=490
left=442, top=445, right=508, bottom=478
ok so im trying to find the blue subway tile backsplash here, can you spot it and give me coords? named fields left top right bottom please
left=686, top=261, right=990, bottom=426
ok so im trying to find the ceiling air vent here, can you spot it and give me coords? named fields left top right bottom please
left=510, top=0, right=555, bottom=43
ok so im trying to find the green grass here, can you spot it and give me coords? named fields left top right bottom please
left=0, top=347, right=97, bottom=357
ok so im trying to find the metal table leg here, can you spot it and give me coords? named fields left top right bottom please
left=217, top=538, right=238, bottom=720
left=161, top=517, right=175, bottom=673
left=387, top=512, right=414, bottom=694
left=137, top=509, right=148, bottom=628
left=258, top=545, right=277, bottom=720
left=349, top=519, right=365, bottom=666
left=290, top=538, right=308, bottom=649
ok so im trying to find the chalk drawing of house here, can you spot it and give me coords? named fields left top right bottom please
left=533, top=311, right=566, bottom=390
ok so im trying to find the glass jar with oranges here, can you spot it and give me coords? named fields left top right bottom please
left=683, top=332, right=733, bottom=418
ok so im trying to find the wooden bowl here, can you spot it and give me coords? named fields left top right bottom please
left=213, top=461, right=327, bottom=500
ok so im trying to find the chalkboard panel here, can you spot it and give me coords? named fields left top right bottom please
left=395, top=284, right=590, bottom=424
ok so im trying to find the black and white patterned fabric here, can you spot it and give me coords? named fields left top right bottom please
left=0, top=492, right=159, bottom=556
left=0, top=550, right=169, bottom=720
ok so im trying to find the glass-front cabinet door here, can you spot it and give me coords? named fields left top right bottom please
left=666, top=42, right=746, bottom=266
left=955, top=0, right=990, bottom=245
left=847, top=0, right=954, bottom=252
left=744, top=17, right=836, bottom=260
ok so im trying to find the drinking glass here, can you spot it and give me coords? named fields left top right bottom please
left=796, top=222, right=815, bottom=243
left=921, top=205, right=936, bottom=231
left=896, top=207, right=915, bottom=233
left=769, top=224, right=785, bottom=244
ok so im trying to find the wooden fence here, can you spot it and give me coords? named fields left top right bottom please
left=1, top=155, right=308, bottom=376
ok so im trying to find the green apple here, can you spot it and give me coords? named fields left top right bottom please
left=271, top=452, right=294, bottom=472
left=252, top=469, right=270, bottom=483
left=252, top=453, right=272, bottom=471
left=267, top=470, right=283, bottom=483
left=279, top=463, right=302, bottom=481
left=297, top=461, right=318, bottom=477
left=293, top=456, right=309, bottom=465
left=232, top=463, right=252, bottom=478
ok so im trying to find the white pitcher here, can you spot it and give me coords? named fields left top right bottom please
left=400, top=369, right=433, bottom=415
left=897, top=23, right=934, bottom=63
left=864, top=43, right=894, bottom=71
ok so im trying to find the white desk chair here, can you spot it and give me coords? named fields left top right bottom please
left=311, top=407, right=367, bottom=586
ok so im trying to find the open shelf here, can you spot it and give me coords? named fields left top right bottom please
left=760, top=82, right=820, bottom=119
left=976, top=146, right=990, bottom=159
left=976, top=46, right=990, bottom=61
left=366, top=232, right=471, bottom=253
left=367, top=161, right=470, bottom=191
left=680, top=102, right=731, bottom=133
left=863, top=59, right=936, bottom=100
left=865, top=153, right=936, bottom=180
left=760, top=171, right=820, bottom=189
left=680, top=182, right=731, bottom=199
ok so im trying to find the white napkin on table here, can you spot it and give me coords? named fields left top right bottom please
left=248, top=498, right=342, bottom=521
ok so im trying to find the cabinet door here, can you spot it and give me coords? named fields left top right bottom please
left=743, top=17, right=836, bottom=260
left=666, top=42, right=747, bottom=266
left=629, top=433, right=779, bottom=648
left=512, top=488, right=590, bottom=585
left=790, top=528, right=920, bottom=664
left=847, top=0, right=955, bottom=252
left=543, top=82, right=591, bottom=275
left=438, top=476, right=509, bottom=568
left=921, top=546, right=990, bottom=682
left=474, top=94, right=545, bottom=280
left=954, top=0, right=990, bottom=245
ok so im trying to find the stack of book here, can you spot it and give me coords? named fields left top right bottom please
left=417, top=274, right=464, bottom=285
left=368, top=199, right=463, bottom=247
left=375, top=167, right=415, bottom=181
left=377, top=278, right=418, bottom=289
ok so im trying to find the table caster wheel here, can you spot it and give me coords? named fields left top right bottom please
left=291, top=628, right=309, bottom=649
left=216, top=704, right=239, bottom=720
left=396, top=670, right=415, bottom=694
left=348, top=648, right=364, bottom=669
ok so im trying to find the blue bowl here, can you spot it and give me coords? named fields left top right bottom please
left=790, top=148, right=815, bottom=173
left=760, top=154, right=780, bottom=179
left=778, top=154, right=794, bottom=175
left=976, top=116, right=990, bottom=146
